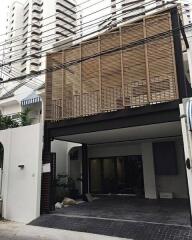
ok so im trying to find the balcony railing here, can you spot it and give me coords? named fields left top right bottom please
left=45, top=10, right=181, bottom=121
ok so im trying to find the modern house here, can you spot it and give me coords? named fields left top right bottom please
left=41, top=5, right=192, bottom=219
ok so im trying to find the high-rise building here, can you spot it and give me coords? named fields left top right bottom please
left=5, top=1, right=24, bottom=77
left=121, top=0, right=145, bottom=22
left=4, top=0, right=80, bottom=80
left=155, top=0, right=192, bottom=24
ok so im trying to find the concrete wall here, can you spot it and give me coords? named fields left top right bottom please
left=0, top=124, right=42, bottom=223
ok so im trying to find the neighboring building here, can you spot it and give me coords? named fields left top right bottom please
left=121, top=0, right=145, bottom=22
left=0, top=83, right=42, bottom=124
left=4, top=0, right=80, bottom=79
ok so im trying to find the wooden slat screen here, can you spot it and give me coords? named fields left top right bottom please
left=100, top=30, right=122, bottom=111
left=82, top=40, right=100, bottom=115
left=45, top=11, right=179, bottom=120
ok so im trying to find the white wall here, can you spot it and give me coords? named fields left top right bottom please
left=51, top=140, right=68, bottom=176
left=142, top=142, right=157, bottom=199
left=0, top=102, right=21, bottom=116
left=51, top=141, right=81, bottom=177
left=0, top=123, right=42, bottom=223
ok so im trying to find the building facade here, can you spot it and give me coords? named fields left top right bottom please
left=41, top=6, right=192, bottom=216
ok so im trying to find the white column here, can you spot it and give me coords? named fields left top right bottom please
left=179, top=103, right=192, bottom=218
left=142, top=142, right=158, bottom=199
left=187, top=47, right=192, bottom=85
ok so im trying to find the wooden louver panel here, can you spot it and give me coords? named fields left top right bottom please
left=45, top=10, right=179, bottom=121
left=51, top=52, right=63, bottom=120
left=122, top=22, right=148, bottom=107
left=63, top=46, right=81, bottom=118
left=145, top=14, right=178, bottom=102
left=100, top=30, right=122, bottom=110
left=81, top=39, right=100, bottom=115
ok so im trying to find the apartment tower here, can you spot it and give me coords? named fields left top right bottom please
left=4, top=0, right=79, bottom=79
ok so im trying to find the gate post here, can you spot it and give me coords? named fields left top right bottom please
left=180, top=101, right=192, bottom=225
left=40, top=121, right=52, bottom=214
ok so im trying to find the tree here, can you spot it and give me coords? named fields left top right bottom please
left=18, top=108, right=32, bottom=126
left=0, top=114, right=19, bottom=130
left=0, top=108, right=32, bottom=130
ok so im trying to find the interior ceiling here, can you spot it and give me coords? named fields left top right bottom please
left=55, top=121, right=181, bottom=145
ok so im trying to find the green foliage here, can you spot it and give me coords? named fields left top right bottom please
left=18, top=108, right=32, bottom=126
left=0, top=114, right=19, bottom=130
left=56, top=174, right=81, bottom=201
left=0, top=108, right=32, bottom=130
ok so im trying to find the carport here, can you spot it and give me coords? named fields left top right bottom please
left=41, top=102, right=192, bottom=227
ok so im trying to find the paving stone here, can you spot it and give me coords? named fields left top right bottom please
left=30, top=197, right=192, bottom=240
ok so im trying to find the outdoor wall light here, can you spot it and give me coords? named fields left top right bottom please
left=186, top=158, right=191, bottom=170
left=18, top=165, right=24, bottom=169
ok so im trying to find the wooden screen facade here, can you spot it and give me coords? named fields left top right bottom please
left=45, top=11, right=179, bottom=121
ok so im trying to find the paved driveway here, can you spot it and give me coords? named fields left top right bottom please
left=0, top=221, right=127, bottom=240
left=30, top=196, right=192, bottom=240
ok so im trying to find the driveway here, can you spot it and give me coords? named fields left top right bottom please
left=0, top=221, right=128, bottom=240
left=30, top=196, right=192, bottom=240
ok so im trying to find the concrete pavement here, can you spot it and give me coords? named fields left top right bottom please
left=0, top=221, right=129, bottom=240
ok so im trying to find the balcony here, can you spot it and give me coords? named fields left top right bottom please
left=56, top=0, right=76, bottom=8
left=32, top=5, right=43, bottom=14
left=45, top=9, right=189, bottom=121
left=31, top=35, right=42, bottom=42
left=32, top=0, right=43, bottom=7
left=56, top=1, right=76, bottom=14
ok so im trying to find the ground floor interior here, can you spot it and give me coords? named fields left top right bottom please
left=52, top=122, right=189, bottom=197
left=62, top=126, right=189, bottom=201
left=47, top=120, right=191, bottom=227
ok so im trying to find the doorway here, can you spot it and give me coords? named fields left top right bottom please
left=90, top=155, right=144, bottom=196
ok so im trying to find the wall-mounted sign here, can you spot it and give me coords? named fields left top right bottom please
left=42, top=163, right=51, bottom=173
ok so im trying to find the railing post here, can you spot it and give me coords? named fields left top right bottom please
left=171, top=7, right=188, bottom=100
left=143, top=17, right=151, bottom=104
left=40, top=121, right=52, bottom=214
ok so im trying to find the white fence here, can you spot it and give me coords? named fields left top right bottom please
left=0, top=123, right=42, bottom=223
